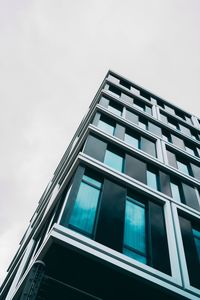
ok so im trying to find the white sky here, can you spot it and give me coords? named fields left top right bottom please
left=0, top=0, right=200, bottom=285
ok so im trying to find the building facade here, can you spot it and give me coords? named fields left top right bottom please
left=1, top=71, right=200, bottom=299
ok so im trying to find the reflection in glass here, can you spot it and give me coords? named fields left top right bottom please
left=123, top=198, right=146, bottom=264
left=192, top=228, right=200, bottom=263
left=69, top=175, right=101, bottom=236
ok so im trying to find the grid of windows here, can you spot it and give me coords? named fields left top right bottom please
left=166, top=148, right=200, bottom=180
left=96, top=114, right=157, bottom=158
left=61, top=167, right=171, bottom=274
left=5, top=72, right=200, bottom=300
left=162, top=128, right=199, bottom=158
left=104, top=72, right=200, bottom=293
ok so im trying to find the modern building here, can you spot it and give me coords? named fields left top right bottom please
left=1, top=70, right=200, bottom=299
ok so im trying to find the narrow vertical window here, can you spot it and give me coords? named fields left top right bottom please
left=123, top=197, right=146, bottom=264
left=124, top=132, right=139, bottom=149
left=68, top=173, right=102, bottom=236
left=162, top=129, right=171, bottom=143
left=104, top=147, right=124, bottom=172
left=192, top=228, right=200, bottom=263
left=170, top=181, right=181, bottom=203
left=147, top=168, right=158, bottom=190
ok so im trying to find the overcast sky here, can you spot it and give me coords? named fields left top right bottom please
left=0, top=0, right=200, bottom=285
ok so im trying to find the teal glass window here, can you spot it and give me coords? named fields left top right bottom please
left=68, top=173, right=102, bottom=236
left=147, top=169, right=158, bottom=190
left=170, top=181, right=181, bottom=203
left=177, top=160, right=189, bottom=175
left=104, top=148, right=124, bottom=172
left=124, top=132, right=139, bottom=149
left=193, top=228, right=200, bottom=263
left=98, top=118, right=115, bottom=135
left=123, top=197, right=146, bottom=264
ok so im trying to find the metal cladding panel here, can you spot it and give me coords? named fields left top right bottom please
left=121, top=93, right=133, bottom=105
left=171, top=135, right=185, bottom=150
left=125, top=154, right=147, bottom=184
left=159, top=171, right=172, bottom=197
left=148, top=122, right=162, bottom=137
left=179, top=124, right=191, bottom=136
left=125, top=110, right=139, bottom=125
left=145, top=106, right=152, bottom=115
left=149, top=201, right=171, bottom=275
left=99, top=97, right=109, bottom=108
left=84, top=135, right=107, bottom=162
left=182, top=183, right=200, bottom=211
left=95, top=179, right=126, bottom=252
left=140, top=137, right=156, bottom=157
left=190, top=163, right=200, bottom=181
left=92, top=112, right=101, bottom=126
left=166, top=150, right=177, bottom=169
left=115, top=124, right=125, bottom=140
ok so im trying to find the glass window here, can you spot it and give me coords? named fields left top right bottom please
left=134, top=99, right=145, bottom=111
left=123, top=197, right=146, bottom=264
left=139, top=118, right=147, bottom=130
left=157, top=99, right=165, bottom=108
left=193, top=228, right=200, bottom=263
left=98, top=118, right=115, bottom=135
left=108, top=85, right=121, bottom=97
left=108, top=102, right=122, bottom=116
left=185, top=145, right=195, bottom=156
left=124, top=132, right=139, bottom=149
left=147, top=169, right=158, bottom=190
left=68, top=173, right=102, bottom=236
left=162, top=129, right=171, bottom=142
left=165, top=104, right=175, bottom=115
left=177, top=160, right=189, bottom=175
left=140, top=90, right=151, bottom=100
left=190, top=130, right=199, bottom=141
left=104, top=148, right=124, bottom=172
left=175, top=109, right=185, bottom=120
left=168, top=118, right=178, bottom=130
left=120, top=79, right=131, bottom=89
left=170, top=181, right=181, bottom=203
